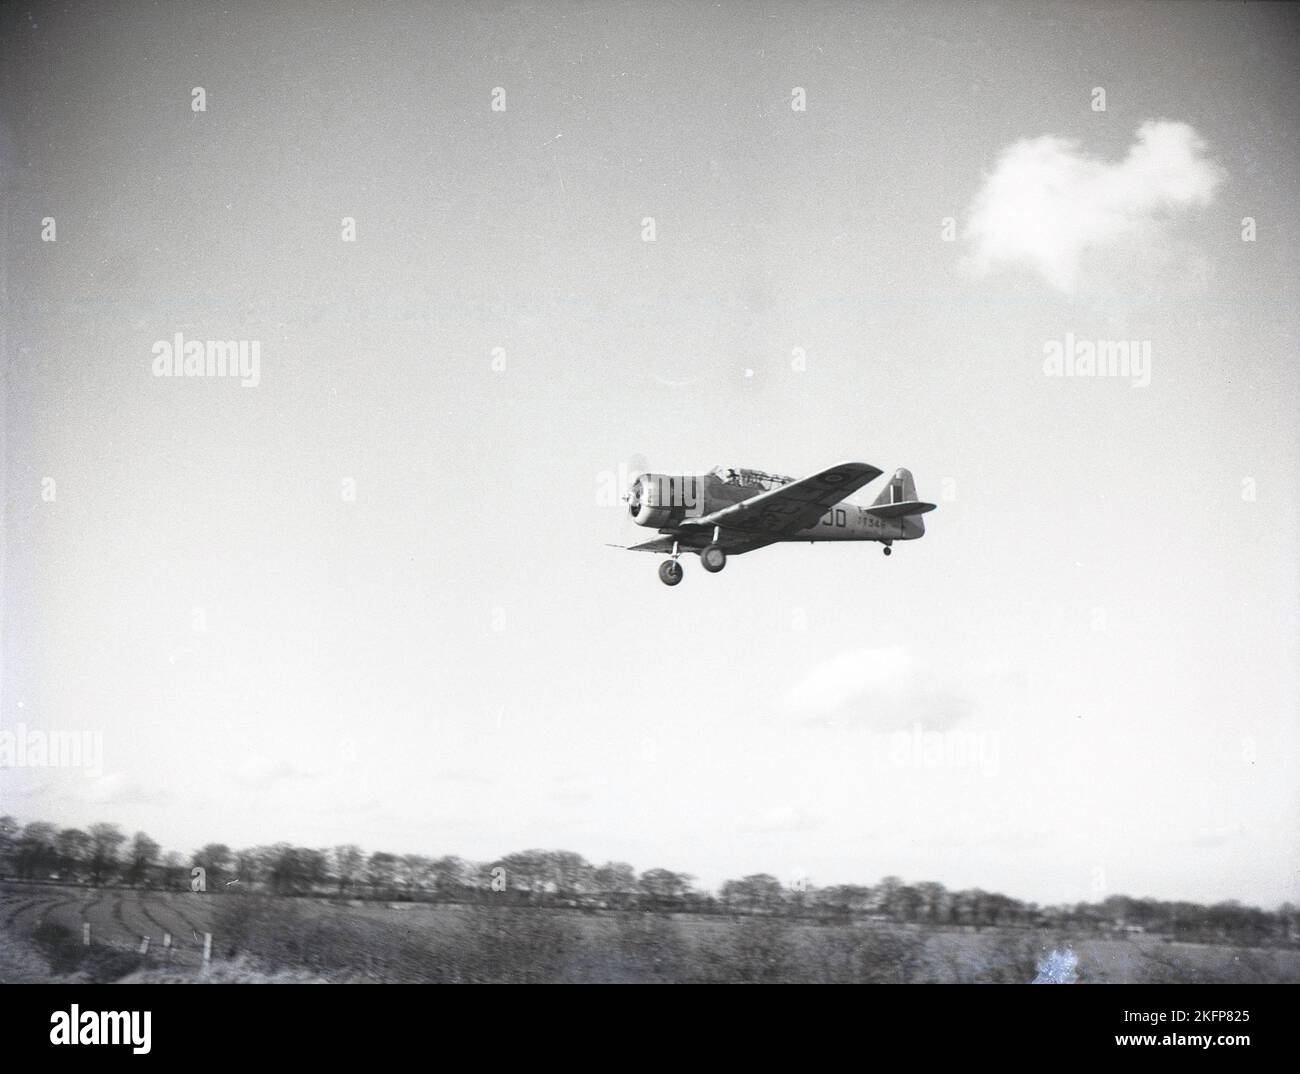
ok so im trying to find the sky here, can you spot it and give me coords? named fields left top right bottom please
left=1, top=0, right=1297, bottom=907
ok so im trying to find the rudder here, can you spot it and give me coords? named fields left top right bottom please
left=872, top=468, right=929, bottom=538
left=872, top=468, right=918, bottom=507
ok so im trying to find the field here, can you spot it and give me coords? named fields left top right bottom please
left=2, top=881, right=1297, bottom=984
left=0, top=881, right=223, bottom=982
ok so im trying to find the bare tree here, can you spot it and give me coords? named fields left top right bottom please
left=430, top=855, right=473, bottom=901
left=87, top=822, right=126, bottom=885
left=400, top=854, right=433, bottom=899
left=593, top=861, right=639, bottom=909
left=497, top=850, right=551, bottom=903
left=54, top=828, right=91, bottom=880
left=332, top=844, right=365, bottom=896
left=638, top=867, right=694, bottom=911
left=126, top=831, right=161, bottom=887
left=17, top=821, right=58, bottom=879
left=192, top=843, right=234, bottom=888
left=720, top=873, right=784, bottom=915
left=367, top=851, right=400, bottom=899
left=915, top=881, right=948, bottom=924
left=0, top=815, right=18, bottom=874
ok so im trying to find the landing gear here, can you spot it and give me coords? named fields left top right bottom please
left=882, top=545, right=892, bottom=556
left=700, top=544, right=727, bottom=573
left=658, top=559, right=683, bottom=586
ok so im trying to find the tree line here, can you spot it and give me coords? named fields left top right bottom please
left=2, top=814, right=1295, bottom=947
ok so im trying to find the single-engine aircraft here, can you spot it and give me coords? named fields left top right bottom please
left=613, top=462, right=935, bottom=585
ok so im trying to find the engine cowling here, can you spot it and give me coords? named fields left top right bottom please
left=626, top=472, right=701, bottom=528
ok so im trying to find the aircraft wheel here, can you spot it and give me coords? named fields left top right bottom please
left=882, top=545, right=892, bottom=556
left=700, top=544, right=727, bottom=573
left=658, top=559, right=684, bottom=586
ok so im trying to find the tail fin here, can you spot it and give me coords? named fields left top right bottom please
left=870, top=468, right=933, bottom=538
left=872, top=468, right=918, bottom=508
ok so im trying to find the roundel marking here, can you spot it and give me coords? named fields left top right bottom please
left=819, top=468, right=852, bottom=486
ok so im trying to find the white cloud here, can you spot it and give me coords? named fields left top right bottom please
left=784, top=645, right=913, bottom=713
left=740, top=804, right=824, bottom=834
left=1188, top=822, right=1244, bottom=848
left=782, top=645, right=971, bottom=730
left=234, top=756, right=308, bottom=788
left=965, top=120, right=1223, bottom=293
left=83, top=772, right=156, bottom=806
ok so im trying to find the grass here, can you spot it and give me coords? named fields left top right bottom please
left=3, top=883, right=1298, bottom=984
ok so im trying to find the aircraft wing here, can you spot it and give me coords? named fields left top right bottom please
left=607, top=533, right=774, bottom=555
left=606, top=536, right=681, bottom=553
left=681, top=461, right=884, bottom=538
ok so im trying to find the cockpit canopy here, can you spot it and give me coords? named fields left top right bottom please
left=709, top=466, right=796, bottom=491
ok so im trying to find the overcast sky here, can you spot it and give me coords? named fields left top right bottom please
left=2, top=1, right=1297, bottom=907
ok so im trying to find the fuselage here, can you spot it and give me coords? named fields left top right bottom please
left=627, top=466, right=921, bottom=543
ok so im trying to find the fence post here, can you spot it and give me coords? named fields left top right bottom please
left=163, top=933, right=172, bottom=961
left=202, top=932, right=212, bottom=964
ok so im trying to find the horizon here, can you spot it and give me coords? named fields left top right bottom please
left=2, top=808, right=1293, bottom=914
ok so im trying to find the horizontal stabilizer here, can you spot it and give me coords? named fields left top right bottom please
left=863, top=501, right=937, bottom=520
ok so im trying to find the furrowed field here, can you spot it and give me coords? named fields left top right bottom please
left=2, top=881, right=1297, bottom=983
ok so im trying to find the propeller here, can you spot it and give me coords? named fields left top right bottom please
left=625, top=477, right=644, bottom=515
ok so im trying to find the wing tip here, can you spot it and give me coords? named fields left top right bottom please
left=833, top=460, right=884, bottom=477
